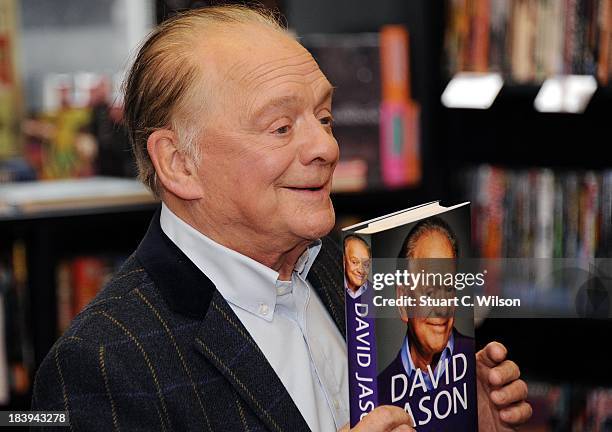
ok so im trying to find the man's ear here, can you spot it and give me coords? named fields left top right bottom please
left=146, top=129, right=203, bottom=200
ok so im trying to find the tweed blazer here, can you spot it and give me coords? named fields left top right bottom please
left=32, top=210, right=347, bottom=431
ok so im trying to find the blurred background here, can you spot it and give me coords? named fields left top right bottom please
left=0, top=0, right=610, bottom=429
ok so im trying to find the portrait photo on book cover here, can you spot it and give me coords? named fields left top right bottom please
left=343, top=234, right=373, bottom=299
left=374, top=211, right=477, bottom=431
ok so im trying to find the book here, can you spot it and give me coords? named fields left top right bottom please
left=379, top=26, right=421, bottom=188
left=343, top=201, right=477, bottom=430
left=57, top=254, right=127, bottom=334
left=445, top=0, right=611, bottom=83
left=585, top=388, right=612, bottom=431
left=302, top=28, right=421, bottom=191
left=460, top=165, right=612, bottom=259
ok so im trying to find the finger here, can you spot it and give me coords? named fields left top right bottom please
left=499, top=401, right=533, bottom=425
left=489, top=360, right=520, bottom=387
left=356, top=405, right=413, bottom=431
left=390, top=425, right=415, bottom=432
left=490, top=379, right=528, bottom=406
left=477, top=341, right=508, bottom=368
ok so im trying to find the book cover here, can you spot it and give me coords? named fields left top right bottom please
left=343, top=201, right=477, bottom=430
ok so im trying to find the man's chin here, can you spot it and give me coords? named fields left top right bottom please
left=299, top=207, right=335, bottom=239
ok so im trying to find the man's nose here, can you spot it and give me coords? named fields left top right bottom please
left=298, top=116, right=339, bottom=166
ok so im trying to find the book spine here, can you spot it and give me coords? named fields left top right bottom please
left=71, top=256, right=107, bottom=316
left=379, top=26, right=421, bottom=188
left=598, top=172, right=612, bottom=256
left=565, top=0, right=578, bottom=74
left=56, top=259, right=72, bottom=335
left=598, top=0, right=611, bottom=83
left=344, top=233, right=379, bottom=427
left=473, top=0, right=491, bottom=72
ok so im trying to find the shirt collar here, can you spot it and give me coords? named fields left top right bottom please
left=400, top=328, right=455, bottom=391
left=159, top=203, right=321, bottom=322
left=344, top=278, right=369, bottom=299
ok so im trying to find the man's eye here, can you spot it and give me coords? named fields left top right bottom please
left=273, top=125, right=291, bottom=135
left=319, top=116, right=333, bottom=127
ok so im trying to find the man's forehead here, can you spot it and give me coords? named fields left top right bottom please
left=199, top=25, right=326, bottom=87
left=346, top=239, right=370, bottom=255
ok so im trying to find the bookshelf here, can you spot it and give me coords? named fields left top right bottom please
left=0, top=179, right=158, bottom=408
left=0, top=0, right=608, bottom=423
left=435, top=1, right=612, bottom=428
left=285, top=0, right=612, bottom=427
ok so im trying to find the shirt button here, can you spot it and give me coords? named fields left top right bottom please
left=259, top=303, right=269, bottom=316
left=333, top=399, right=340, bottom=410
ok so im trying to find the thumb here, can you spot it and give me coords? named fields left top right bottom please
left=477, top=341, right=507, bottom=368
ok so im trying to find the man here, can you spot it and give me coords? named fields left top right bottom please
left=378, top=217, right=476, bottom=430
left=343, top=234, right=372, bottom=298
left=32, top=6, right=530, bottom=431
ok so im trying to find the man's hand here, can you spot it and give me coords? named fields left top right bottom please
left=477, top=342, right=532, bottom=430
left=338, top=406, right=415, bottom=432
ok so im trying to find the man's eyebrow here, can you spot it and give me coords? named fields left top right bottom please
left=252, top=95, right=303, bottom=120
left=252, top=86, right=336, bottom=120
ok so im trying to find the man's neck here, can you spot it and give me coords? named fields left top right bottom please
left=165, top=200, right=310, bottom=281
left=409, top=344, right=440, bottom=371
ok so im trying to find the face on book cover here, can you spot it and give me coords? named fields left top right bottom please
left=344, top=238, right=371, bottom=292
left=400, top=231, right=456, bottom=358
left=188, top=24, right=339, bottom=247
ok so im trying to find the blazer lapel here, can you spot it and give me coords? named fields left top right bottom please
left=137, top=210, right=309, bottom=431
left=194, top=292, right=309, bottom=432
left=307, top=237, right=347, bottom=339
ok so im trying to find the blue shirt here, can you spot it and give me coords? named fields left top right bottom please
left=344, top=278, right=371, bottom=299
left=400, top=329, right=454, bottom=391
left=160, top=204, right=349, bottom=431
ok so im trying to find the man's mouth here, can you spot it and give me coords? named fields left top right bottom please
left=283, top=183, right=329, bottom=196
left=425, top=319, right=449, bottom=331
left=288, top=186, right=324, bottom=191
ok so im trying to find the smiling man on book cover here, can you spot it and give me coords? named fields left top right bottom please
left=377, top=216, right=477, bottom=431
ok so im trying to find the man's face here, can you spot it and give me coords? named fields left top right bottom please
left=404, top=231, right=455, bottom=357
left=344, top=239, right=371, bottom=292
left=189, top=25, right=338, bottom=250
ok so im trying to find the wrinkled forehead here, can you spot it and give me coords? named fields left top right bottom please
left=199, top=24, right=330, bottom=101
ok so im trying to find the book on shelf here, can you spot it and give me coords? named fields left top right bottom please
left=302, top=26, right=421, bottom=192
left=0, top=239, right=34, bottom=403
left=342, top=201, right=476, bottom=430
left=445, top=0, right=612, bottom=84
left=379, top=26, right=421, bottom=188
left=57, top=254, right=126, bottom=335
left=464, top=166, right=612, bottom=259
left=585, top=388, right=612, bottom=431
left=524, top=380, right=612, bottom=432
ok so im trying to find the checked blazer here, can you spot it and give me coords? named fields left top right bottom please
left=32, top=210, right=347, bottom=431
